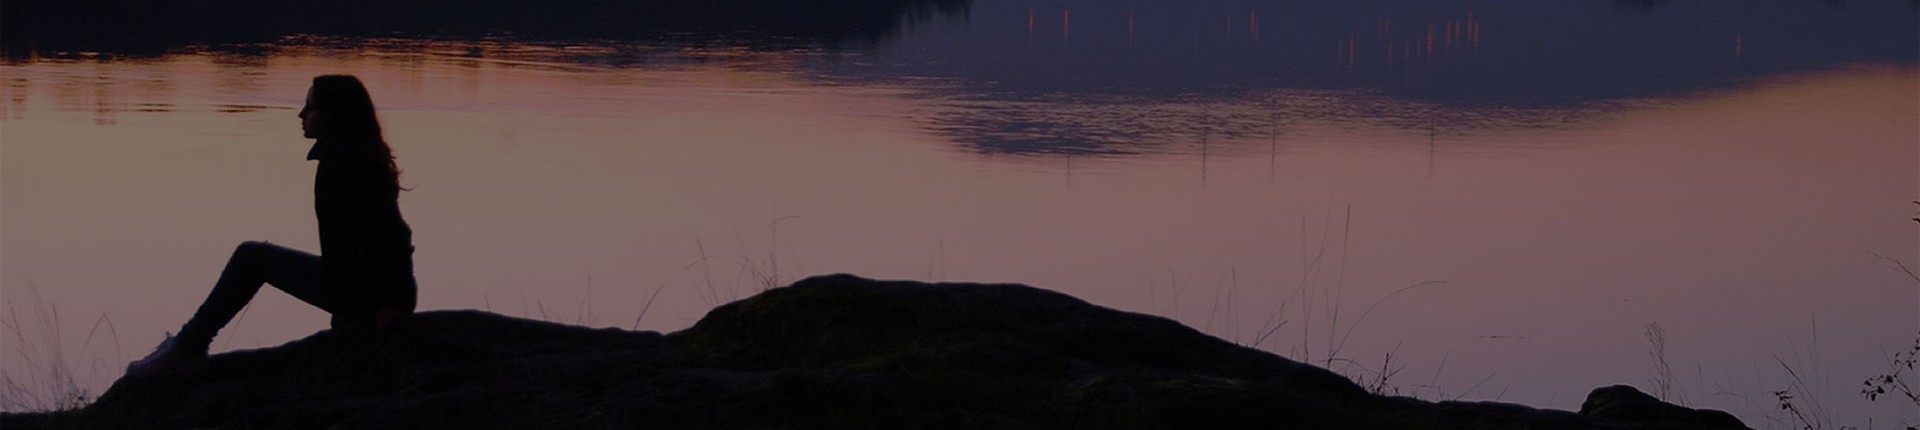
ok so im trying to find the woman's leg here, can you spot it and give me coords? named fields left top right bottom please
left=174, top=241, right=337, bottom=354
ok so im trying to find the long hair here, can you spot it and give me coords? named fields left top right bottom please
left=309, top=74, right=406, bottom=192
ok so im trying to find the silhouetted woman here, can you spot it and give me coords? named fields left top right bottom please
left=128, top=75, right=417, bottom=375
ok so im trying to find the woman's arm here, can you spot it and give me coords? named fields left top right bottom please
left=316, top=143, right=403, bottom=327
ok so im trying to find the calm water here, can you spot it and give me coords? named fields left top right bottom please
left=2, top=1, right=1916, bottom=424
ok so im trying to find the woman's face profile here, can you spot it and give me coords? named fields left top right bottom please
left=298, top=88, right=324, bottom=139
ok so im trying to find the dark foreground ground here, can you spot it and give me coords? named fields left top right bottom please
left=4, top=274, right=1747, bottom=429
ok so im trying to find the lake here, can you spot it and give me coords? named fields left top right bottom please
left=1, top=0, right=1915, bottom=425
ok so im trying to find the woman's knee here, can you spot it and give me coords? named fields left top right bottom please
left=235, top=240, right=274, bottom=255
left=229, top=241, right=285, bottom=267
left=217, top=241, right=273, bottom=279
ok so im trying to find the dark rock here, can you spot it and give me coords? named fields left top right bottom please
left=1, top=274, right=1750, bottom=429
left=1581, top=385, right=1749, bottom=430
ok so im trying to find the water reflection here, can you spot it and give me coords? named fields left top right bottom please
left=842, top=1, right=1915, bottom=154
left=919, top=88, right=1653, bottom=157
left=8, top=39, right=1651, bottom=159
left=1, top=1, right=1917, bottom=425
left=7, top=1, right=1913, bottom=156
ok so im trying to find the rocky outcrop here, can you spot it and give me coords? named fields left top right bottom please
left=3, top=274, right=1749, bottom=429
left=1581, top=385, right=1747, bottom=429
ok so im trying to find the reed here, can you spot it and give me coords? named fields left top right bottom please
left=0, top=280, right=117, bottom=413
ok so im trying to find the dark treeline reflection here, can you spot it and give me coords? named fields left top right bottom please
left=933, top=1, right=1917, bottom=100
left=0, top=0, right=971, bottom=55
left=854, top=0, right=1918, bottom=155
left=5, top=0, right=1914, bottom=156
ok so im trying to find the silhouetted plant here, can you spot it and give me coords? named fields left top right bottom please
left=1848, top=204, right=1919, bottom=426
left=1339, top=344, right=1407, bottom=396
left=1860, top=332, right=1919, bottom=407
left=1228, top=205, right=1464, bottom=400
left=1769, top=388, right=1857, bottom=430
left=1858, top=211, right=1918, bottom=427
left=0, top=281, right=117, bottom=413
left=1645, top=322, right=1680, bottom=404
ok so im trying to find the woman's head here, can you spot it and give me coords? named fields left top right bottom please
left=299, top=74, right=406, bottom=191
left=299, top=75, right=382, bottom=140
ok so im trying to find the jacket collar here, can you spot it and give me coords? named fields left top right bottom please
left=306, top=139, right=326, bottom=161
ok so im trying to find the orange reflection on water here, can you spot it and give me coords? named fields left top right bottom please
left=1426, top=22, right=1434, bottom=61
left=1026, top=7, right=1035, bottom=44
left=1250, top=7, right=1260, bottom=42
left=1470, top=11, right=1480, bottom=48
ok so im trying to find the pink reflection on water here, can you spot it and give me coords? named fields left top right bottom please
left=0, top=43, right=1914, bottom=423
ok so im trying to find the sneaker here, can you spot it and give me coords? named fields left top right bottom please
left=125, top=332, right=205, bottom=376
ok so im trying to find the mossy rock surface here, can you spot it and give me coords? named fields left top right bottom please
left=1, top=274, right=1749, bottom=429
